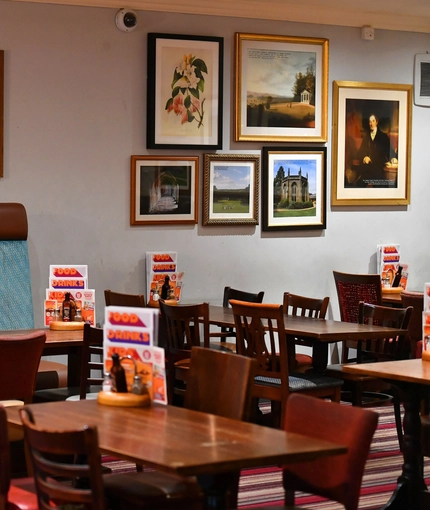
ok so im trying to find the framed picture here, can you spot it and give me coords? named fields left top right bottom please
left=147, top=33, right=223, bottom=150
left=234, top=33, right=328, bottom=143
left=0, top=50, right=3, bottom=178
left=332, top=80, right=412, bottom=206
left=262, top=146, right=326, bottom=231
left=130, top=156, right=198, bottom=226
left=203, top=153, right=260, bottom=226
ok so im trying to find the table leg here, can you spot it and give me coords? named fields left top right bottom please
left=311, top=342, right=329, bottom=374
left=197, top=471, right=240, bottom=510
left=382, top=383, right=428, bottom=510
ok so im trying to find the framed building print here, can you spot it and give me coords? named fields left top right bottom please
left=130, top=156, right=198, bottom=226
left=262, top=147, right=326, bottom=231
left=147, top=33, right=224, bottom=150
left=332, top=80, right=412, bottom=206
left=235, top=33, right=328, bottom=143
left=203, top=153, right=259, bottom=226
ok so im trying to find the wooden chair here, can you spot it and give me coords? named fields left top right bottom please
left=19, top=406, right=107, bottom=510
left=230, top=300, right=343, bottom=429
left=325, top=301, right=412, bottom=449
left=104, top=289, right=146, bottom=307
left=215, top=287, right=264, bottom=345
left=257, top=393, right=378, bottom=510
left=33, top=324, right=104, bottom=402
left=400, top=290, right=424, bottom=358
left=282, top=292, right=329, bottom=371
left=333, top=271, right=383, bottom=363
left=159, top=300, right=210, bottom=405
left=0, top=405, right=38, bottom=510
left=103, top=346, right=257, bottom=510
left=0, top=203, right=67, bottom=391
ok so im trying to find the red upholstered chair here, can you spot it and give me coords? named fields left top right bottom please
left=333, top=271, right=382, bottom=362
left=282, top=292, right=329, bottom=371
left=0, top=405, right=37, bottom=510
left=257, top=393, right=378, bottom=510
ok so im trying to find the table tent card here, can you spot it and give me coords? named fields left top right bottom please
left=103, top=305, right=167, bottom=405
left=43, top=265, right=96, bottom=326
left=376, top=244, right=408, bottom=289
left=146, top=251, right=184, bottom=303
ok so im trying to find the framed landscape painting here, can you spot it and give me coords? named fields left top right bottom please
left=262, top=147, right=326, bottom=231
left=203, top=153, right=259, bottom=225
left=147, top=33, right=223, bottom=150
left=235, top=33, right=328, bottom=143
left=130, top=156, right=198, bottom=226
left=331, top=80, right=412, bottom=206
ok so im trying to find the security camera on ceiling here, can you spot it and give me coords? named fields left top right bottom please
left=115, top=8, right=138, bottom=33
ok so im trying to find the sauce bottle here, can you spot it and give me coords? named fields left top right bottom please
left=110, top=353, right=128, bottom=393
left=62, top=293, right=72, bottom=322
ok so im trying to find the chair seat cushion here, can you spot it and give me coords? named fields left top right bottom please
left=255, top=374, right=343, bottom=392
left=103, top=470, right=203, bottom=506
left=295, top=353, right=312, bottom=365
left=8, top=477, right=38, bottom=510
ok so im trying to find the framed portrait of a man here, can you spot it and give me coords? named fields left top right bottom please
left=331, top=81, right=412, bottom=206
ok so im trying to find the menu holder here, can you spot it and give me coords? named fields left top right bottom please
left=50, top=321, right=85, bottom=331
left=97, top=390, right=151, bottom=407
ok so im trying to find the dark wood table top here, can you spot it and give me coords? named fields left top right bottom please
left=0, top=328, right=83, bottom=348
left=208, top=305, right=404, bottom=343
left=342, top=358, right=430, bottom=385
left=6, top=399, right=346, bottom=477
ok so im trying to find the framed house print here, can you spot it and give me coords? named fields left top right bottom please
left=262, top=147, right=326, bottom=231
left=332, top=80, right=412, bottom=206
left=235, top=33, right=328, bottom=143
left=130, top=156, right=198, bottom=226
left=147, top=33, right=224, bottom=150
left=203, top=153, right=259, bottom=226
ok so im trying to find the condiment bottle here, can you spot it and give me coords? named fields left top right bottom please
left=102, top=372, right=113, bottom=392
left=74, top=308, right=82, bottom=322
left=110, top=353, right=128, bottom=393
left=62, top=293, right=72, bottom=322
left=161, top=276, right=171, bottom=300
left=131, top=375, right=148, bottom=395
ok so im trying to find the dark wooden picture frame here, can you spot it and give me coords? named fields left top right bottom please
left=147, top=33, right=223, bottom=150
left=262, top=146, right=326, bottom=231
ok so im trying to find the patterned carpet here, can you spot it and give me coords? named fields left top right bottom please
left=103, top=405, right=430, bottom=509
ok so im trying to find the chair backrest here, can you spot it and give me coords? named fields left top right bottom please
left=400, top=290, right=424, bottom=358
left=333, top=271, right=382, bottom=323
left=223, top=286, right=264, bottom=308
left=0, top=331, right=46, bottom=403
left=19, top=407, right=106, bottom=510
left=0, top=203, right=34, bottom=329
left=283, top=393, right=378, bottom=510
left=184, top=346, right=257, bottom=421
left=283, top=292, right=329, bottom=318
left=104, top=289, right=146, bottom=307
left=230, top=299, right=290, bottom=406
left=79, top=324, right=104, bottom=399
left=357, top=301, right=413, bottom=362
left=159, top=301, right=210, bottom=355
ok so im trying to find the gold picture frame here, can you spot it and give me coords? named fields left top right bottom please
left=203, top=153, right=259, bottom=226
left=234, top=33, right=328, bottom=143
left=130, top=155, right=198, bottom=226
left=332, top=80, right=412, bottom=206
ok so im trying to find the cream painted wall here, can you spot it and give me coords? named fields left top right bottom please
left=0, top=2, right=429, bottom=328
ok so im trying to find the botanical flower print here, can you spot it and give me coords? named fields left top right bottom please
left=165, top=53, right=208, bottom=129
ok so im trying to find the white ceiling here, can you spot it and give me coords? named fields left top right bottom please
left=4, top=0, right=430, bottom=33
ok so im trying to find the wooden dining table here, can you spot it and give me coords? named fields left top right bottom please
left=343, top=359, right=430, bottom=510
left=6, top=399, right=346, bottom=510
left=208, top=305, right=405, bottom=373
